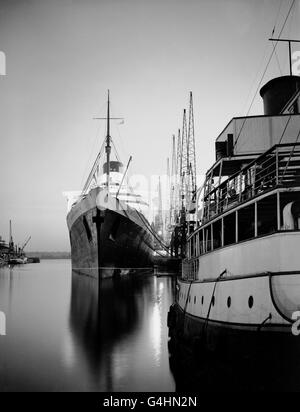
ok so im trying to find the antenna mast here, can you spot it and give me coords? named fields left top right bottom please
left=87, top=92, right=123, bottom=196
left=269, top=38, right=300, bottom=76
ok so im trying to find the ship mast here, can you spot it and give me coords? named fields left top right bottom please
left=269, top=38, right=300, bottom=76
left=92, top=90, right=124, bottom=192
left=106, top=90, right=111, bottom=192
left=84, top=92, right=123, bottom=196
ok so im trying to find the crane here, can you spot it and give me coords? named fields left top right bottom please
left=187, top=92, right=197, bottom=201
left=170, top=92, right=197, bottom=256
left=20, top=236, right=31, bottom=254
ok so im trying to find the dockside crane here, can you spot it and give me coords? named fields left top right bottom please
left=175, top=128, right=181, bottom=221
left=187, top=92, right=197, bottom=205
left=170, top=92, right=197, bottom=257
left=180, top=109, right=189, bottom=211
left=169, top=134, right=177, bottom=227
left=8, top=220, right=14, bottom=252
left=153, top=176, right=164, bottom=246
left=20, top=236, right=31, bottom=255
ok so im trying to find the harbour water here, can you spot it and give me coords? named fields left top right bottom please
left=0, top=260, right=175, bottom=392
left=2, top=259, right=300, bottom=392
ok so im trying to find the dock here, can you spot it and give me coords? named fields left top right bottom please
left=153, top=256, right=181, bottom=277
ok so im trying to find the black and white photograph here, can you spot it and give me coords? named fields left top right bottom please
left=1, top=0, right=300, bottom=398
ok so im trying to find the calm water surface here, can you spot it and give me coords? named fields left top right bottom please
left=0, top=260, right=176, bottom=392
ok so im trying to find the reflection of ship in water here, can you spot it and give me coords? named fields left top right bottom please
left=69, top=270, right=176, bottom=391
left=69, top=272, right=139, bottom=379
left=69, top=271, right=146, bottom=390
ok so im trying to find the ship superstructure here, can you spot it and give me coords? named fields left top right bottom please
left=169, top=72, right=300, bottom=354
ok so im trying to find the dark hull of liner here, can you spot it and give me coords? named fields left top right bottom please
left=69, top=207, right=153, bottom=278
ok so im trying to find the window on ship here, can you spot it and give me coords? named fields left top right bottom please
left=204, top=225, right=212, bottom=252
left=224, top=212, right=236, bottom=246
left=257, top=194, right=277, bottom=236
left=238, top=204, right=255, bottom=241
left=212, top=219, right=222, bottom=249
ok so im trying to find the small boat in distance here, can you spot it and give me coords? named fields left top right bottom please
left=8, top=257, right=27, bottom=265
left=0, top=223, right=32, bottom=266
left=65, top=91, right=155, bottom=278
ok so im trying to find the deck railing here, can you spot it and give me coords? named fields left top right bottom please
left=202, top=143, right=300, bottom=223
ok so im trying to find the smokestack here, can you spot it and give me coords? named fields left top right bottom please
left=260, top=75, right=300, bottom=115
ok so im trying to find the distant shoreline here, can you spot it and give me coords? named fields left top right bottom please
left=26, top=252, right=71, bottom=259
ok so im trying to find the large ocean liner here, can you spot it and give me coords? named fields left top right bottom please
left=168, top=68, right=300, bottom=356
left=66, top=92, right=154, bottom=278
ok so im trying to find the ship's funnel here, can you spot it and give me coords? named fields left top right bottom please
left=260, top=75, right=300, bottom=115
left=103, top=161, right=124, bottom=174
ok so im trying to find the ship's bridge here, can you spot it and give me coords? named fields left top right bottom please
left=199, top=75, right=300, bottom=227
left=212, top=75, right=300, bottom=178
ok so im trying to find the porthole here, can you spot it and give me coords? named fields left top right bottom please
left=194, top=296, right=196, bottom=304
left=248, top=295, right=254, bottom=308
left=212, top=296, right=215, bottom=306
left=201, top=296, right=204, bottom=305
left=227, top=296, right=231, bottom=308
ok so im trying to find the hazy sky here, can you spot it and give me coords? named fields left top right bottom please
left=0, top=0, right=299, bottom=251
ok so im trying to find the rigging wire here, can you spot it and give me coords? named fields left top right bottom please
left=273, top=0, right=284, bottom=33
left=136, top=208, right=170, bottom=252
left=109, top=100, right=128, bottom=161
left=111, top=138, right=121, bottom=161
left=81, top=96, right=126, bottom=193
left=273, top=44, right=283, bottom=76
left=270, top=0, right=284, bottom=79
left=81, top=139, right=106, bottom=194
left=278, top=114, right=293, bottom=144
left=233, top=0, right=296, bottom=150
left=240, top=0, right=283, bottom=116
left=279, top=127, right=300, bottom=184
left=80, top=101, right=107, bottom=189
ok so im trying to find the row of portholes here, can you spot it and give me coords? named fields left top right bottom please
left=179, top=292, right=254, bottom=309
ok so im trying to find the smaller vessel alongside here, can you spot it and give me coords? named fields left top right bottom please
left=168, top=63, right=300, bottom=364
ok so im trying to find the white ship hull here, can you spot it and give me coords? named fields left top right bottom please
left=177, top=231, right=300, bottom=328
left=168, top=230, right=300, bottom=358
